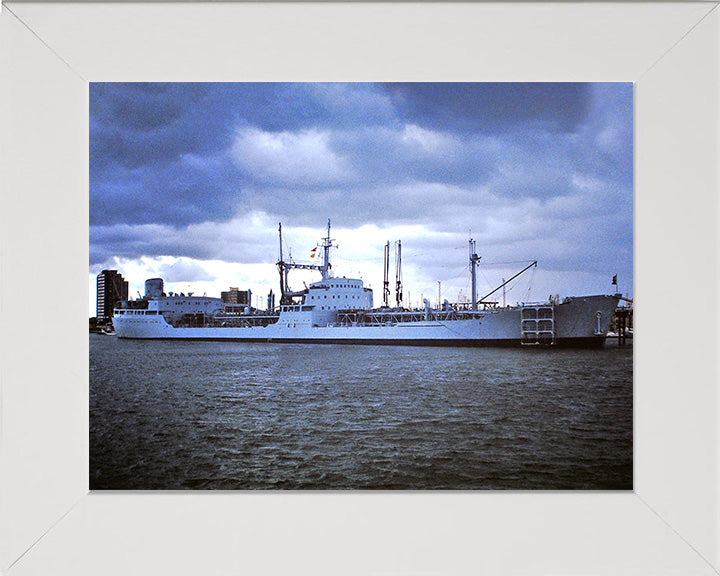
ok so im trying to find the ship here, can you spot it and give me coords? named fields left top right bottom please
left=113, top=220, right=620, bottom=347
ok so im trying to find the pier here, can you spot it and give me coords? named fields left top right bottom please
left=612, top=306, right=633, bottom=345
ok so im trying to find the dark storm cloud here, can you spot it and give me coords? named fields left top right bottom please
left=90, top=82, right=632, bottom=288
left=383, top=83, right=591, bottom=134
left=90, top=83, right=226, bottom=170
left=90, top=82, right=397, bottom=175
left=90, top=82, right=592, bottom=227
left=90, top=82, right=399, bottom=227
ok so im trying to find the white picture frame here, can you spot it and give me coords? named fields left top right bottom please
left=1, top=2, right=718, bottom=574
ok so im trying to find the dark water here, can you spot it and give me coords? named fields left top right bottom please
left=89, top=335, right=632, bottom=490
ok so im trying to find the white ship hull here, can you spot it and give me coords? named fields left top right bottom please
left=114, top=294, right=619, bottom=348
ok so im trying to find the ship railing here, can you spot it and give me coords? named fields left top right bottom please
left=336, top=308, right=484, bottom=326
left=165, top=312, right=281, bottom=328
left=209, top=314, right=280, bottom=328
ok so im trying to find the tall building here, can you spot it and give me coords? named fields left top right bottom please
left=221, top=287, right=251, bottom=306
left=96, top=270, right=129, bottom=320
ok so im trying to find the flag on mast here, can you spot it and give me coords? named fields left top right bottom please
left=310, top=246, right=318, bottom=259
left=612, top=274, right=617, bottom=286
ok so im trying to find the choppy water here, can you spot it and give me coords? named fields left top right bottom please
left=90, top=335, right=632, bottom=490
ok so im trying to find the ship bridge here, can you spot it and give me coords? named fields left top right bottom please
left=303, top=277, right=373, bottom=311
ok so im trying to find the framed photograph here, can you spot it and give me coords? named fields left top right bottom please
left=1, top=2, right=718, bottom=574
left=88, top=80, right=634, bottom=492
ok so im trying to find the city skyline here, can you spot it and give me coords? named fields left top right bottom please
left=89, top=82, right=633, bottom=316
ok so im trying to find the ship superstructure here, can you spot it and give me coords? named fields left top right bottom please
left=113, top=221, right=620, bottom=347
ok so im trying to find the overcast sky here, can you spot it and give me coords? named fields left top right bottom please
left=89, top=82, right=632, bottom=315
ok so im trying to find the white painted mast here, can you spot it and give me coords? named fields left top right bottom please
left=277, top=220, right=335, bottom=302
left=395, top=240, right=403, bottom=307
left=383, top=241, right=390, bottom=307
left=469, top=239, right=481, bottom=311
left=321, top=218, right=333, bottom=281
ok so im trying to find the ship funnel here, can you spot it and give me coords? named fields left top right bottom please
left=145, top=278, right=164, bottom=299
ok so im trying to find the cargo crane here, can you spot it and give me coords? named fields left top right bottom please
left=277, top=219, right=335, bottom=305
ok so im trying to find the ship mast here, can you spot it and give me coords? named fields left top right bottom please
left=321, top=218, right=333, bottom=281
left=277, top=223, right=290, bottom=304
left=395, top=240, right=403, bottom=307
left=383, top=241, right=390, bottom=308
left=469, top=239, right=480, bottom=311
left=277, top=219, right=335, bottom=304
